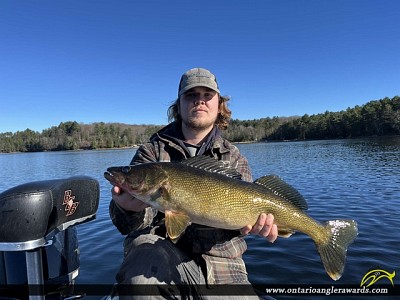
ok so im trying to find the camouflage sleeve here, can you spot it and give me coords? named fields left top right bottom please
left=129, top=142, right=158, bottom=165
left=109, top=200, right=146, bottom=235
left=109, top=143, right=159, bottom=235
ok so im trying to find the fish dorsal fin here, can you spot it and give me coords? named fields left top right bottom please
left=254, top=175, right=308, bottom=210
left=180, top=156, right=242, bottom=180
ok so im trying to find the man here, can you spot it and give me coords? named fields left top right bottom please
left=109, top=68, right=278, bottom=299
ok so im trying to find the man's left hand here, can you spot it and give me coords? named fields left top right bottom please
left=240, top=213, right=278, bottom=243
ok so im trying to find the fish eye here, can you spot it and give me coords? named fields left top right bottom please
left=122, top=166, right=131, bottom=174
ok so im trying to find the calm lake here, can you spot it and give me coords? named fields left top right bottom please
left=1, top=137, right=399, bottom=299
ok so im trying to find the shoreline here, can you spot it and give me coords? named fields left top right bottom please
left=2, top=135, right=400, bottom=155
left=0, top=145, right=140, bottom=155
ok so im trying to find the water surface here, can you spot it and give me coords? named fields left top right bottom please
left=1, top=137, right=399, bottom=299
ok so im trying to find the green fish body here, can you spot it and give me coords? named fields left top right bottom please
left=105, top=156, right=358, bottom=281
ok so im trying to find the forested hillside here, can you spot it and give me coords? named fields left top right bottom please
left=1, top=96, right=399, bottom=153
left=226, top=96, right=400, bottom=142
left=0, top=123, right=164, bottom=153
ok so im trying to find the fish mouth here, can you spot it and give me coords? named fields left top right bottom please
left=104, top=170, right=119, bottom=186
left=104, top=166, right=131, bottom=186
left=104, top=171, right=115, bottom=183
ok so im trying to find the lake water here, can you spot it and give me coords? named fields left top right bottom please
left=1, top=137, right=399, bottom=299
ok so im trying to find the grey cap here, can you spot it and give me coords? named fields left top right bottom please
left=178, top=68, right=220, bottom=96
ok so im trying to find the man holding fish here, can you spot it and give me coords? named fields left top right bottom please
left=109, top=67, right=278, bottom=298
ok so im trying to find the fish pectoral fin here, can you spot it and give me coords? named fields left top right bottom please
left=278, top=228, right=296, bottom=238
left=164, top=210, right=191, bottom=243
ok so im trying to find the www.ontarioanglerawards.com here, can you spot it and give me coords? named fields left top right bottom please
left=264, top=285, right=389, bottom=296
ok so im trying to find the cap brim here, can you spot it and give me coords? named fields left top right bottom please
left=179, top=84, right=220, bottom=96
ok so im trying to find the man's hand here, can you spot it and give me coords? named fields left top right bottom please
left=240, top=213, right=278, bottom=243
left=111, top=186, right=149, bottom=212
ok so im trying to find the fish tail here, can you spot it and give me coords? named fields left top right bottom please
left=316, top=220, right=358, bottom=280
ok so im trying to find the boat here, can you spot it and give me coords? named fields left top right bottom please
left=0, top=176, right=100, bottom=299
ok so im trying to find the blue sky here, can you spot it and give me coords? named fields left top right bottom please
left=1, top=0, right=399, bottom=133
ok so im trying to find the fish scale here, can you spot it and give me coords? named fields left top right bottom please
left=164, top=164, right=311, bottom=232
left=105, top=156, right=358, bottom=281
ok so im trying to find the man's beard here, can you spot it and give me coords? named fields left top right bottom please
left=182, top=115, right=217, bottom=132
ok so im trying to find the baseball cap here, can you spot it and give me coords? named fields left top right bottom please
left=178, top=68, right=220, bottom=96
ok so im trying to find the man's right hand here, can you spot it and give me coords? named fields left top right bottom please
left=111, top=186, right=149, bottom=212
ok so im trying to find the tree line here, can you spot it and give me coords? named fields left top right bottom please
left=224, top=96, right=400, bottom=142
left=1, top=96, right=399, bottom=153
left=0, top=122, right=164, bottom=153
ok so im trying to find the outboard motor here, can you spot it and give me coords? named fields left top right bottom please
left=0, top=176, right=100, bottom=299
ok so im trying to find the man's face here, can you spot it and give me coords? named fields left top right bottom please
left=179, top=87, right=220, bottom=131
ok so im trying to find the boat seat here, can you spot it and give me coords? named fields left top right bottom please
left=0, top=176, right=100, bottom=299
left=0, top=176, right=99, bottom=251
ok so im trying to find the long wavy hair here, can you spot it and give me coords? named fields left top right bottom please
left=167, top=95, right=232, bottom=130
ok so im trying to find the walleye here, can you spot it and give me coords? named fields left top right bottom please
left=105, top=156, right=358, bottom=281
